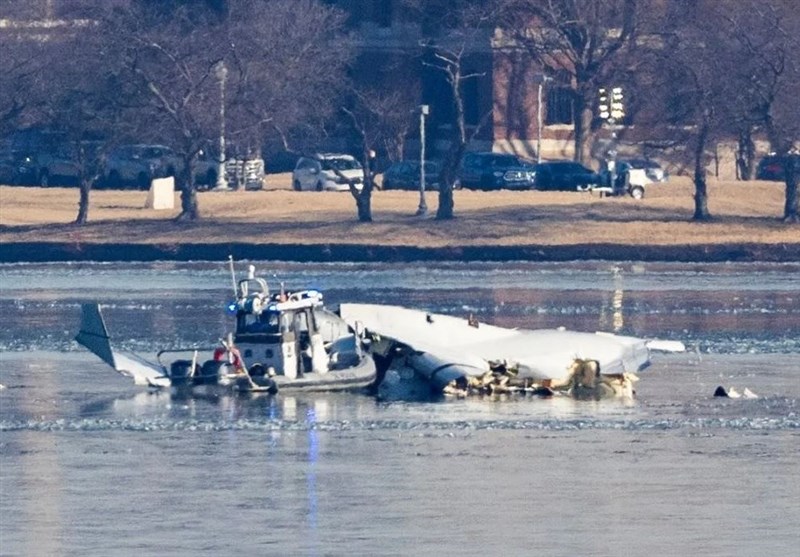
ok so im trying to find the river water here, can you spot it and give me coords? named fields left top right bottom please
left=1, top=261, right=798, bottom=556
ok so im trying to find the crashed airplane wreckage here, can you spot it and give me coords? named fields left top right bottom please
left=338, top=304, right=685, bottom=400
left=75, top=268, right=376, bottom=395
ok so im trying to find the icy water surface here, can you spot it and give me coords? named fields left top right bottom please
left=1, top=261, right=798, bottom=556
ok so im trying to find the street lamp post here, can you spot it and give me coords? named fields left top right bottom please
left=609, top=87, right=625, bottom=194
left=416, top=104, right=430, bottom=216
left=534, top=73, right=553, bottom=164
left=599, top=86, right=625, bottom=194
left=215, top=61, right=228, bottom=190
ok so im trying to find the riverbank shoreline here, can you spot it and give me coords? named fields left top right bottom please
left=2, top=178, right=799, bottom=263
left=2, top=241, right=799, bottom=263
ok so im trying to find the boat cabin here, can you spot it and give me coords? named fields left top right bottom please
left=231, top=271, right=357, bottom=380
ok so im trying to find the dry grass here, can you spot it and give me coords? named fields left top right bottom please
left=1, top=175, right=798, bottom=248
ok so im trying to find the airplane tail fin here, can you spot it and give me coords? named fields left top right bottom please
left=75, top=303, right=166, bottom=386
left=75, top=303, right=117, bottom=369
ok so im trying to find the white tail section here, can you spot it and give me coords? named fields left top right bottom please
left=75, top=303, right=166, bottom=386
left=75, top=304, right=116, bottom=368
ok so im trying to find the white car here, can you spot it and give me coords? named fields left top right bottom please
left=292, top=153, right=364, bottom=192
left=592, top=160, right=658, bottom=199
left=622, top=158, right=669, bottom=183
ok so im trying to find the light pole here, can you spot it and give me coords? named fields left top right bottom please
left=214, top=60, right=228, bottom=190
left=534, top=73, right=553, bottom=164
left=416, top=104, right=430, bottom=216
left=599, top=86, right=625, bottom=194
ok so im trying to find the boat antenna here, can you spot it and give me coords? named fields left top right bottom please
left=228, top=255, right=237, bottom=297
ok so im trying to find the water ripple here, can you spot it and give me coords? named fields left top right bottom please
left=3, top=416, right=798, bottom=433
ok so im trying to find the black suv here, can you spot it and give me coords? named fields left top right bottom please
left=532, top=160, right=601, bottom=191
left=382, top=160, right=441, bottom=191
left=458, top=152, right=535, bottom=190
left=2, top=128, right=81, bottom=186
left=756, top=154, right=800, bottom=181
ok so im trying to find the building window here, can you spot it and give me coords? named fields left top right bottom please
left=546, top=87, right=574, bottom=125
left=542, top=70, right=574, bottom=125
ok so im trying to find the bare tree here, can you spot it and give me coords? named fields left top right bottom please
left=0, top=3, right=124, bottom=223
left=711, top=1, right=790, bottom=181
left=627, top=1, right=753, bottom=220
left=50, top=28, right=131, bottom=225
left=342, top=85, right=420, bottom=222
left=225, top=0, right=355, bottom=160
left=0, top=13, right=54, bottom=135
left=0, top=44, right=39, bottom=135
left=499, top=0, right=640, bottom=165
left=636, top=0, right=799, bottom=222
left=408, top=1, right=498, bottom=220
left=98, top=2, right=233, bottom=220
left=370, top=70, right=420, bottom=165
left=423, top=42, right=492, bottom=220
left=727, top=0, right=800, bottom=222
left=96, top=0, right=354, bottom=220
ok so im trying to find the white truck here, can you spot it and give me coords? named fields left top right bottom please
left=592, top=161, right=653, bottom=199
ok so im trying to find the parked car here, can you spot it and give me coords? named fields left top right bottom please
left=531, top=160, right=602, bottom=191
left=0, top=148, right=33, bottom=185
left=1, top=129, right=82, bottom=186
left=458, top=152, right=535, bottom=190
left=756, top=153, right=800, bottom=181
left=292, top=153, right=364, bottom=192
left=192, top=150, right=221, bottom=189
left=101, top=144, right=181, bottom=190
left=0, top=148, right=16, bottom=185
left=619, top=158, right=668, bottom=183
left=381, top=160, right=441, bottom=191
left=21, top=145, right=84, bottom=186
left=593, top=161, right=651, bottom=199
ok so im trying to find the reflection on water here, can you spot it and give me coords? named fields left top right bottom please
left=602, top=265, right=626, bottom=333
left=0, top=261, right=799, bottom=353
left=1, top=352, right=799, bottom=556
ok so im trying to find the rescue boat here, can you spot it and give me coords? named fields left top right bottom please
left=75, top=265, right=377, bottom=395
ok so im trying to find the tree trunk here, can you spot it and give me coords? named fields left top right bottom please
left=784, top=157, right=799, bottom=223
left=177, top=165, right=198, bottom=220
left=436, top=140, right=466, bottom=220
left=693, top=121, right=712, bottom=221
left=356, top=189, right=372, bottom=222
left=574, top=95, right=593, bottom=165
left=437, top=185, right=454, bottom=220
left=351, top=177, right=373, bottom=222
left=73, top=142, right=98, bottom=225
left=693, top=172, right=711, bottom=221
left=736, top=128, right=755, bottom=180
left=74, top=178, right=91, bottom=225
left=435, top=62, right=470, bottom=221
left=350, top=147, right=373, bottom=222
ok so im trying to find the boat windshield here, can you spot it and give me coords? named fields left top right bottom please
left=239, top=310, right=281, bottom=334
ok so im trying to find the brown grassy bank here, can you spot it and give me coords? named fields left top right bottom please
left=1, top=175, right=798, bottom=262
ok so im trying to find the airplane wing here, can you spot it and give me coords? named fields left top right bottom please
left=75, top=303, right=167, bottom=386
left=339, top=303, right=684, bottom=386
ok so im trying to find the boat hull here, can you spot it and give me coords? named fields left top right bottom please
left=270, top=354, right=377, bottom=392
left=165, top=354, right=377, bottom=395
